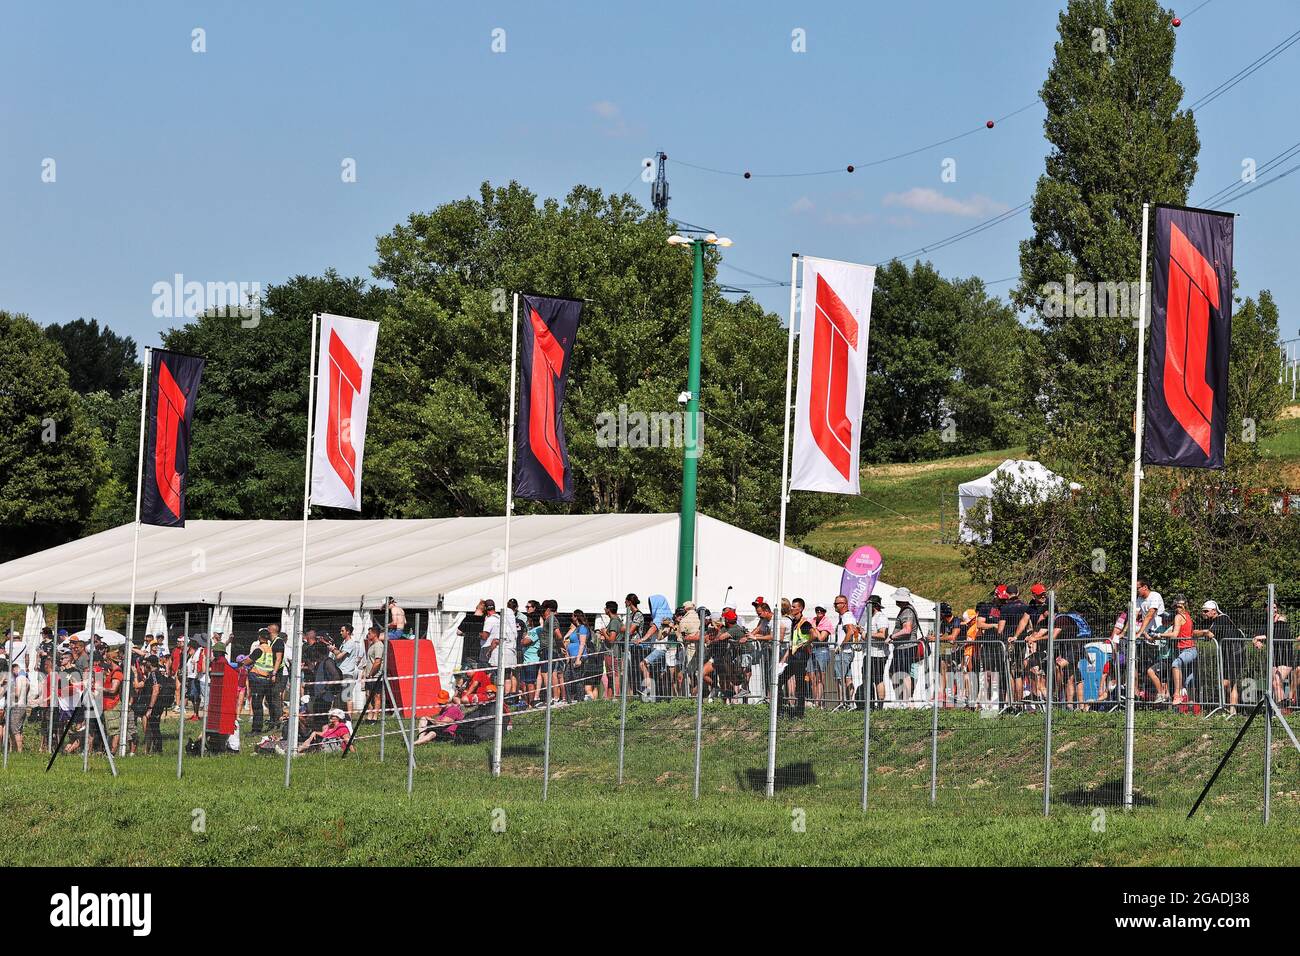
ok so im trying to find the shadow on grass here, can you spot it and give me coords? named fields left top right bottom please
left=736, top=762, right=817, bottom=793
left=1056, top=778, right=1156, bottom=808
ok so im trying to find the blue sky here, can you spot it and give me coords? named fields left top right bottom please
left=3, top=0, right=1296, bottom=352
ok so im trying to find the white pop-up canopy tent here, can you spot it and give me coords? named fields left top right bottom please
left=958, top=459, right=1081, bottom=544
left=0, top=514, right=932, bottom=619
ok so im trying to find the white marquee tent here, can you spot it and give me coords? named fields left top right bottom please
left=0, top=514, right=932, bottom=619
left=958, top=459, right=1081, bottom=544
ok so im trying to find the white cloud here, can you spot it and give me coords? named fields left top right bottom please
left=591, top=100, right=621, bottom=120
left=882, top=187, right=1010, bottom=218
left=822, top=210, right=875, bottom=227
left=790, top=196, right=815, bottom=214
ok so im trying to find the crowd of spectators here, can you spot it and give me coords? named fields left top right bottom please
left=2, top=579, right=1292, bottom=759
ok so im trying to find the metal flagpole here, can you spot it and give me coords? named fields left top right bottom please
left=1124, top=202, right=1151, bottom=810
left=286, top=312, right=319, bottom=788
left=1265, top=583, right=1274, bottom=824
left=493, top=292, right=520, bottom=778
left=177, top=611, right=188, bottom=778
left=119, top=348, right=151, bottom=756
left=1045, top=590, right=1056, bottom=816
left=766, top=252, right=799, bottom=799
left=407, top=612, right=421, bottom=795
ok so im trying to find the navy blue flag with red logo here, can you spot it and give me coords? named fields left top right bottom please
left=1142, top=204, right=1234, bottom=469
left=141, top=349, right=205, bottom=526
left=514, top=294, right=582, bottom=501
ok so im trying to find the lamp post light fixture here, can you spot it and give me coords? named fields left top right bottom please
left=667, top=231, right=732, bottom=606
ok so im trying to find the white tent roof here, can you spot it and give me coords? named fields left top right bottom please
left=957, top=459, right=1080, bottom=544
left=0, top=514, right=932, bottom=618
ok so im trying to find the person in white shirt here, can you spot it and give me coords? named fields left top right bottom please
left=1136, top=580, right=1164, bottom=638
left=822, top=595, right=860, bottom=704
left=864, top=595, right=890, bottom=708
left=479, top=599, right=518, bottom=696
left=332, top=624, right=366, bottom=718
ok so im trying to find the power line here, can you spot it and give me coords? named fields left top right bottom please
left=672, top=99, right=1041, bottom=180
left=1198, top=138, right=1300, bottom=206
left=1187, top=27, right=1300, bottom=111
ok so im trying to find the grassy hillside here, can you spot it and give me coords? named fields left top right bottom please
left=802, top=448, right=1022, bottom=608
left=2, top=701, right=1294, bottom=866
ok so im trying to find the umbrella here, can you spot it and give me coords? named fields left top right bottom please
left=69, top=628, right=129, bottom=646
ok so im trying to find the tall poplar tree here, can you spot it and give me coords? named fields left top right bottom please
left=1014, top=0, right=1198, bottom=474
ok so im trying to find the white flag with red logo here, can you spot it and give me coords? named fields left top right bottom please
left=790, top=256, right=875, bottom=495
left=310, top=313, right=379, bottom=511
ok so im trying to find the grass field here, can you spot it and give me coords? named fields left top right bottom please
left=3, top=700, right=1297, bottom=866
left=802, top=448, right=1021, bottom=607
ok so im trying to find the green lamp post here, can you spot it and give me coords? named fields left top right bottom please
left=667, top=231, right=732, bottom=606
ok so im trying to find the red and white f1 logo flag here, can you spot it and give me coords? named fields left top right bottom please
left=791, top=256, right=875, bottom=495
left=310, top=313, right=379, bottom=511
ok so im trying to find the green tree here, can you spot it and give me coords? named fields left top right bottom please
left=369, top=181, right=836, bottom=539
left=1014, top=0, right=1198, bottom=471
left=158, top=270, right=388, bottom=520
left=1227, top=290, right=1287, bottom=457
left=43, top=318, right=139, bottom=397
left=0, top=311, right=109, bottom=560
left=863, top=260, right=1029, bottom=462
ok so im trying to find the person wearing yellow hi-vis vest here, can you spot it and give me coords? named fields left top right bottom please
left=246, top=625, right=285, bottom=733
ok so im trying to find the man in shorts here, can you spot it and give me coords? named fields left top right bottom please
left=744, top=599, right=774, bottom=701
left=934, top=603, right=960, bottom=706
left=826, top=595, right=860, bottom=705
left=999, top=585, right=1032, bottom=705
left=599, top=600, right=623, bottom=700
left=1193, top=600, right=1244, bottom=715
left=864, top=595, right=889, bottom=709
left=886, top=589, right=921, bottom=705
left=1254, top=603, right=1294, bottom=712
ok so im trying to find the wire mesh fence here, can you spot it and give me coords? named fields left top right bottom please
left=8, top=594, right=1300, bottom=823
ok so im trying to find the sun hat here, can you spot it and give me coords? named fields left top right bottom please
left=328, top=708, right=347, bottom=720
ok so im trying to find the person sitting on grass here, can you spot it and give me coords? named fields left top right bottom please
left=415, top=690, right=463, bottom=743
left=296, top=708, right=351, bottom=753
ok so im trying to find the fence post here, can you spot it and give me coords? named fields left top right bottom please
left=929, top=604, right=940, bottom=805
left=862, top=625, right=871, bottom=811
left=379, top=599, right=390, bottom=762
left=3, top=618, right=13, bottom=769
left=1044, top=590, right=1056, bottom=817
left=48, top=610, right=58, bottom=755
left=1265, top=584, right=1274, bottom=825
left=199, top=607, right=212, bottom=757
left=693, top=624, right=705, bottom=799
left=542, top=614, right=554, bottom=801
left=1123, top=599, right=1136, bottom=809
left=618, top=603, right=629, bottom=785
left=177, top=611, right=188, bottom=778
left=408, top=613, right=420, bottom=796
